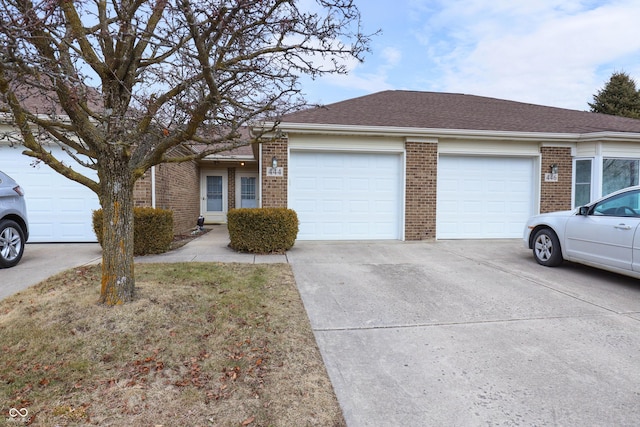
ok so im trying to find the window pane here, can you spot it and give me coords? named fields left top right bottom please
left=574, top=185, right=591, bottom=207
left=602, top=159, right=639, bottom=196
left=207, top=176, right=223, bottom=211
left=574, top=159, right=592, bottom=207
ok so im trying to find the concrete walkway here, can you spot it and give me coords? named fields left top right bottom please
left=136, top=224, right=288, bottom=264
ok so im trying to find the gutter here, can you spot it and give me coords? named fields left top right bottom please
left=254, top=122, right=640, bottom=143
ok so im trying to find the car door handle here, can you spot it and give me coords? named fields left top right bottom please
left=615, top=224, right=632, bottom=230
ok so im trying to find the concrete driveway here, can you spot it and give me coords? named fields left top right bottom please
left=287, top=239, right=640, bottom=427
left=0, top=242, right=102, bottom=300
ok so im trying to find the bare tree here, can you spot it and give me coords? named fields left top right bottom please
left=0, top=0, right=371, bottom=305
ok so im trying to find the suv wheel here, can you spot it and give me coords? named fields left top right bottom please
left=0, top=219, right=25, bottom=268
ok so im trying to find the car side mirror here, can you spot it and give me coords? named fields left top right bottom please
left=578, top=206, right=589, bottom=216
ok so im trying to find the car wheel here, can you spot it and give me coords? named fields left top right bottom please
left=0, top=219, right=25, bottom=268
left=532, top=228, right=563, bottom=267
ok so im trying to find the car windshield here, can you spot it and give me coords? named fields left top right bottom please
left=592, top=190, right=640, bottom=217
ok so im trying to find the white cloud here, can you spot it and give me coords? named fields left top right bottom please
left=300, top=46, right=401, bottom=103
left=414, top=0, right=640, bottom=109
left=297, top=0, right=640, bottom=110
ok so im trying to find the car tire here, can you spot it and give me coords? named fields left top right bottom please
left=0, top=219, right=25, bottom=268
left=532, top=228, right=563, bottom=267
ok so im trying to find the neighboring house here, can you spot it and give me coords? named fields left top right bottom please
left=257, top=90, right=640, bottom=240
left=3, top=89, right=640, bottom=242
left=0, top=120, right=257, bottom=243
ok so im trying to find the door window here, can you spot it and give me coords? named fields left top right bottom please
left=206, top=176, right=223, bottom=211
left=240, top=177, right=257, bottom=208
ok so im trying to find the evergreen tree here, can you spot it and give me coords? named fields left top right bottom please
left=589, top=72, right=640, bottom=119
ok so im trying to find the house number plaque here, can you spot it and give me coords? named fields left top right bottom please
left=267, top=167, right=284, bottom=177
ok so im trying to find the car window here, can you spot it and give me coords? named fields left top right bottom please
left=592, top=190, right=640, bottom=217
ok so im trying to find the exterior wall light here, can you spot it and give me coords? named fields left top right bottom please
left=272, top=156, right=278, bottom=169
left=550, top=164, right=558, bottom=175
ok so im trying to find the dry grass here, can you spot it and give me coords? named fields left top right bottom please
left=0, top=263, right=345, bottom=426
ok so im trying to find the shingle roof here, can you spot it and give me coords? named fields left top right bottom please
left=280, top=90, right=640, bottom=134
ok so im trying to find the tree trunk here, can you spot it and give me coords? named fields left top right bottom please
left=99, top=161, right=136, bottom=305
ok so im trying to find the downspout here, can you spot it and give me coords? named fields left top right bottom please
left=151, top=166, right=156, bottom=208
left=258, top=143, right=262, bottom=207
left=248, top=124, right=263, bottom=208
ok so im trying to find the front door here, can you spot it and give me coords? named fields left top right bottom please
left=201, top=170, right=227, bottom=223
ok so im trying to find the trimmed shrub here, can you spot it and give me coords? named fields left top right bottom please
left=92, top=207, right=174, bottom=255
left=228, top=208, right=298, bottom=254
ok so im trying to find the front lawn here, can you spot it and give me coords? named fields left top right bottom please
left=0, top=263, right=344, bottom=426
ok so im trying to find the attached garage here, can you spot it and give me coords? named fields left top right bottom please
left=436, top=155, right=536, bottom=239
left=0, top=145, right=100, bottom=242
left=289, top=151, right=403, bottom=240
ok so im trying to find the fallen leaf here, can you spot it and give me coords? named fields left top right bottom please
left=242, top=416, right=255, bottom=425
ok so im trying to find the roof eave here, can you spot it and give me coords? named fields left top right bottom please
left=259, top=122, right=580, bottom=142
left=257, top=122, right=640, bottom=143
left=201, top=154, right=256, bottom=161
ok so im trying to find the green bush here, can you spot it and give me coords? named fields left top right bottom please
left=92, top=207, right=174, bottom=256
left=228, top=208, right=299, bottom=254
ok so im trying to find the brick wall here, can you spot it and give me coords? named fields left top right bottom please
left=155, top=159, right=200, bottom=235
left=228, top=167, right=236, bottom=210
left=132, top=156, right=200, bottom=236
left=405, top=141, right=438, bottom=240
left=540, top=146, right=573, bottom=213
left=261, top=139, right=288, bottom=208
left=133, top=173, right=153, bottom=207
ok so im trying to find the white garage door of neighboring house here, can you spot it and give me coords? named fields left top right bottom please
left=437, top=156, right=535, bottom=239
left=289, top=151, right=403, bottom=240
left=0, top=145, right=100, bottom=242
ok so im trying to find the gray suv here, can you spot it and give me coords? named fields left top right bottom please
left=0, top=171, right=29, bottom=268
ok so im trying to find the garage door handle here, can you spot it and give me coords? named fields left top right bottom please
left=615, top=224, right=632, bottom=230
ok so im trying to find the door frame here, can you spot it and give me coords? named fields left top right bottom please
left=200, top=169, right=228, bottom=223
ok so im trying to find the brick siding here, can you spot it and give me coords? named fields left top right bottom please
left=405, top=141, right=438, bottom=240
left=133, top=174, right=153, bottom=207
left=228, top=167, right=236, bottom=210
left=261, top=139, right=288, bottom=208
left=540, top=146, right=573, bottom=213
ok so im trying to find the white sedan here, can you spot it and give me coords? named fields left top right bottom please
left=524, top=186, right=640, bottom=279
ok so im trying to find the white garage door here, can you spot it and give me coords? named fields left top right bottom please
left=437, top=156, right=535, bottom=239
left=289, top=151, right=403, bottom=240
left=0, top=145, right=100, bottom=242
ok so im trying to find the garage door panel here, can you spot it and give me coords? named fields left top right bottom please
left=290, top=151, right=402, bottom=240
left=349, top=178, right=369, bottom=191
left=437, top=156, right=534, bottom=239
left=323, top=177, right=342, bottom=190
left=297, top=177, right=317, bottom=190
left=349, top=200, right=369, bottom=213
left=487, top=201, right=505, bottom=212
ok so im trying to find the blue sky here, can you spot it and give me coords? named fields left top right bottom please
left=298, top=0, right=640, bottom=111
